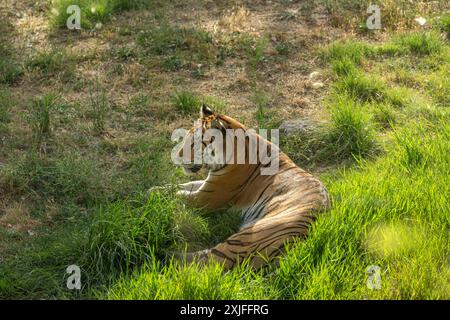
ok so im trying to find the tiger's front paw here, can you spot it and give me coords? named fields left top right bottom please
left=169, top=249, right=211, bottom=267
left=147, top=184, right=174, bottom=196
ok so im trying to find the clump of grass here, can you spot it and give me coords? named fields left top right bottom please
left=1, top=151, right=108, bottom=205
left=321, top=40, right=372, bottom=65
left=88, top=84, right=109, bottom=134
left=248, top=36, right=269, bottom=69
left=162, top=55, right=183, bottom=71
left=0, top=21, right=22, bottom=85
left=275, top=41, right=289, bottom=56
left=326, top=95, right=377, bottom=159
left=425, top=69, right=450, bottom=107
left=251, top=90, right=280, bottom=129
left=85, top=190, right=192, bottom=278
left=119, top=136, right=176, bottom=195
left=372, top=103, right=396, bottom=130
left=0, top=90, right=12, bottom=124
left=170, top=90, right=201, bottom=114
left=104, top=259, right=275, bottom=299
left=49, top=0, right=154, bottom=29
left=436, top=14, right=450, bottom=38
left=0, top=59, right=22, bottom=85
left=137, top=23, right=217, bottom=65
left=393, top=124, right=429, bottom=171
left=26, top=48, right=75, bottom=81
left=334, top=73, right=385, bottom=103
left=114, top=45, right=137, bottom=61
left=281, top=96, right=377, bottom=167
left=202, top=96, right=227, bottom=114
left=331, top=58, right=357, bottom=77
left=384, top=87, right=412, bottom=108
left=29, top=94, right=57, bottom=145
left=395, top=32, right=443, bottom=56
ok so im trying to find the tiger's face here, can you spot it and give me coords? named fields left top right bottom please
left=177, top=105, right=229, bottom=175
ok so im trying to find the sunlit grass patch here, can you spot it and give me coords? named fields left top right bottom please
left=371, top=103, right=396, bottom=130
left=395, top=31, right=443, bottom=56
left=49, top=0, right=155, bottom=29
left=334, top=73, right=385, bottom=103
left=326, top=95, right=377, bottom=159
left=170, top=90, right=201, bottom=114
left=279, top=115, right=449, bottom=299
left=425, top=68, right=450, bottom=107
left=321, top=40, right=372, bottom=65
left=85, top=190, right=194, bottom=276
left=365, top=222, right=426, bottom=258
left=281, top=96, right=377, bottom=167
left=103, top=259, right=276, bottom=299
left=331, top=58, right=358, bottom=77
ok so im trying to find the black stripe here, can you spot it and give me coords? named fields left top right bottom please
left=211, top=248, right=235, bottom=263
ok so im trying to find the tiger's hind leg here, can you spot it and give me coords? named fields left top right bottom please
left=188, top=211, right=316, bottom=270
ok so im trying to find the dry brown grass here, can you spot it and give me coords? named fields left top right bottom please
left=0, top=202, right=41, bottom=233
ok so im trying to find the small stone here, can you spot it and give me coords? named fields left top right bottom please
left=279, top=119, right=316, bottom=135
left=414, top=17, right=427, bottom=26
left=308, top=71, right=320, bottom=81
left=312, top=82, right=324, bottom=89
left=28, top=230, right=35, bottom=236
left=95, top=22, right=103, bottom=30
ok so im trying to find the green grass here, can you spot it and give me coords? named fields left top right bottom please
left=99, top=113, right=450, bottom=300
left=87, top=85, right=109, bottom=134
left=137, top=22, right=217, bottom=67
left=170, top=90, right=201, bottom=114
left=334, top=73, right=385, bottom=103
left=436, top=13, right=450, bottom=38
left=0, top=90, right=12, bottom=124
left=252, top=90, right=281, bottom=129
left=331, top=58, right=357, bottom=77
left=0, top=90, right=12, bottom=135
left=1, top=12, right=449, bottom=300
left=49, top=0, right=156, bottom=29
left=0, top=59, right=23, bottom=85
left=0, top=151, right=109, bottom=206
left=26, top=48, right=76, bottom=82
left=326, top=95, right=376, bottom=159
left=170, top=91, right=227, bottom=115
left=0, top=21, right=22, bottom=85
left=395, top=31, right=443, bottom=56
left=371, top=103, right=396, bottom=129
left=29, top=94, right=58, bottom=145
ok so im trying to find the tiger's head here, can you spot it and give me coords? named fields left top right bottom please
left=176, top=105, right=243, bottom=176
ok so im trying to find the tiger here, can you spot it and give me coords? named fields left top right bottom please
left=170, top=105, right=330, bottom=270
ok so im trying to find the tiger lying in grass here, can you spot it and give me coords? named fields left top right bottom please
left=171, top=105, right=330, bottom=269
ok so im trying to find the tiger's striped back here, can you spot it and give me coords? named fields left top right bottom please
left=176, top=106, right=330, bottom=269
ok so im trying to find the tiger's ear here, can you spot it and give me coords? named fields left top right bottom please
left=201, top=104, right=214, bottom=118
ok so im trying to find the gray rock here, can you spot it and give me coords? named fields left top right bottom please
left=279, top=119, right=317, bottom=135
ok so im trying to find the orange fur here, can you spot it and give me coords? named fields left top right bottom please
left=175, top=108, right=330, bottom=269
